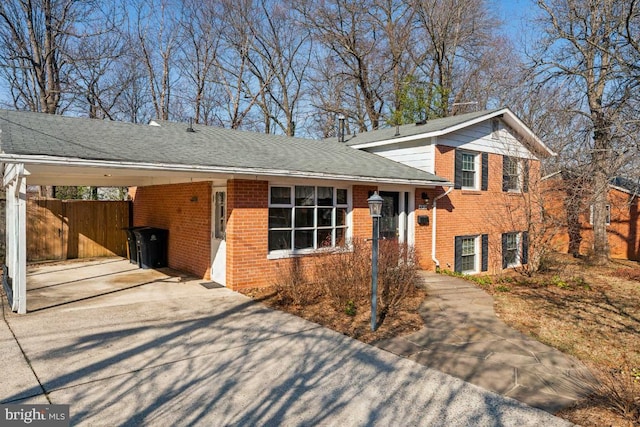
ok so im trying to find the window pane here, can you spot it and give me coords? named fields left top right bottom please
left=294, top=230, right=314, bottom=249
left=295, top=186, right=314, bottom=206
left=269, top=230, right=291, bottom=251
left=295, top=208, right=314, bottom=227
left=270, top=187, right=291, bottom=205
left=318, top=187, right=333, bottom=206
left=462, top=153, right=475, bottom=171
left=462, top=171, right=475, bottom=188
left=336, top=228, right=346, bottom=247
left=317, top=229, right=332, bottom=247
left=336, top=208, right=347, bottom=226
left=506, top=233, right=517, bottom=249
left=268, top=208, right=291, bottom=228
left=461, top=255, right=475, bottom=272
left=318, top=208, right=333, bottom=226
left=336, top=189, right=347, bottom=205
left=461, top=238, right=475, bottom=256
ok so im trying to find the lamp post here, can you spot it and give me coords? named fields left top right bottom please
left=367, top=191, right=383, bottom=331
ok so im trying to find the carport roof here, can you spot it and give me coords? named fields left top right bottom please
left=0, top=109, right=451, bottom=186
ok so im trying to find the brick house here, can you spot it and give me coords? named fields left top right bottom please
left=345, top=108, right=554, bottom=274
left=0, top=108, right=552, bottom=313
left=544, top=175, right=640, bottom=260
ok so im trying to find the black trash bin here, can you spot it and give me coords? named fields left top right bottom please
left=124, top=226, right=147, bottom=264
left=132, top=228, right=168, bottom=269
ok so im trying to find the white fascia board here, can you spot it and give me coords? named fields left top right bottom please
left=500, top=109, right=556, bottom=157
left=351, top=108, right=557, bottom=158
left=0, top=154, right=452, bottom=188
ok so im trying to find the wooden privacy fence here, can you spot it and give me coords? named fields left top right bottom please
left=27, top=199, right=131, bottom=261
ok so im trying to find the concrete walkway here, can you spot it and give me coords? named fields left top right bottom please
left=375, top=272, right=594, bottom=414
left=0, top=259, right=574, bottom=426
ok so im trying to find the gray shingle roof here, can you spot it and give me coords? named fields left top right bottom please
left=342, top=109, right=503, bottom=146
left=0, top=109, right=450, bottom=185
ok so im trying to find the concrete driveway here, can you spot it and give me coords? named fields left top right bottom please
left=0, top=259, right=572, bottom=426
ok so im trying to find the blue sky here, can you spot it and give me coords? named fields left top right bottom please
left=491, top=0, right=539, bottom=42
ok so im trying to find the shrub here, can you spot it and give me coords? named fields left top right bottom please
left=316, top=239, right=371, bottom=312
left=378, top=241, right=420, bottom=317
left=272, top=259, right=319, bottom=306
left=588, top=363, right=640, bottom=423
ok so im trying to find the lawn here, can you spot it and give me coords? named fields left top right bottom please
left=479, top=253, right=640, bottom=426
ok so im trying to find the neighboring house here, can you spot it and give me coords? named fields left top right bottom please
left=345, top=108, right=555, bottom=274
left=0, top=107, right=552, bottom=313
left=544, top=175, right=640, bottom=261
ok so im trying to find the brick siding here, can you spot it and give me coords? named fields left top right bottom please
left=132, top=182, right=212, bottom=278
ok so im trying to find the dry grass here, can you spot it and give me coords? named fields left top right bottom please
left=486, top=253, right=640, bottom=426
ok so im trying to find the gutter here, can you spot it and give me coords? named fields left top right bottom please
left=431, top=186, right=454, bottom=270
left=0, top=154, right=452, bottom=188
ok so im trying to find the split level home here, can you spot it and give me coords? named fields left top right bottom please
left=0, top=107, right=554, bottom=313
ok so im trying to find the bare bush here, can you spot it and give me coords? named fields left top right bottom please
left=378, top=241, right=420, bottom=317
left=588, top=363, right=640, bottom=423
left=316, top=239, right=371, bottom=314
left=272, top=259, right=319, bottom=306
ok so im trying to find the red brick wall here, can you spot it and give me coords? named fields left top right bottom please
left=546, top=182, right=640, bottom=261
left=132, top=182, right=212, bottom=278
left=431, top=145, right=540, bottom=273
left=225, top=181, right=382, bottom=290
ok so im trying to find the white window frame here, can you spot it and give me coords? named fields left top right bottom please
left=505, top=157, right=522, bottom=192
left=268, top=185, right=350, bottom=258
left=461, top=151, right=480, bottom=190
left=504, top=232, right=521, bottom=268
left=460, top=235, right=479, bottom=273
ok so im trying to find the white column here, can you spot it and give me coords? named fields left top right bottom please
left=16, top=175, right=26, bottom=314
left=5, top=179, right=16, bottom=311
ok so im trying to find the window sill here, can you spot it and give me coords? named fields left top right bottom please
left=267, top=246, right=350, bottom=260
left=460, top=189, right=482, bottom=195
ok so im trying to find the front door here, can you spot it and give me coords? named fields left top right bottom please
left=379, top=191, right=399, bottom=240
left=211, top=188, right=226, bottom=285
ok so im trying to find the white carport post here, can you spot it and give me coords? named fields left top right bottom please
left=4, top=163, right=28, bottom=314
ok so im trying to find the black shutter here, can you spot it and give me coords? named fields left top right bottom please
left=481, top=153, right=488, bottom=191
left=522, top=231, right=529, bottom=265
left=502, top=156, right=510, bottom=192
left=481, top=234, right=489, bottom=272
left=454, top=236, right=462, bottom=272
left=523, top=160, right=530, bottom=193
left=501, top=233, right=508, bottom=269
left=454, top=150, right=463, bottom=189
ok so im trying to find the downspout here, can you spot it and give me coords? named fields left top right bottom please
left=431, top=186, right=453, bottom=271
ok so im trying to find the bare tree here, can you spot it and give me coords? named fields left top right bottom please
left=300, top=0, right=388, bottom=131
left=246, top=0, right=312, bottom=136
left=131, top=0, right=182, bottom=121
left=531, top=0, right=638, bottom=264
left=0, top=0, right=98, bottom=113
left=412, top=0, right=499, bottom=117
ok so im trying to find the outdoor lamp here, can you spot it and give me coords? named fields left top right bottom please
left=368, top=191, right=383, bottom=218
left=367, top=191, right=383, bottom=331
left=421, top=192, right=429, bottom=204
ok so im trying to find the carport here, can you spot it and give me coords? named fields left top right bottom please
left=0, top=113, right=237, bottom=313
left=2, top=159, right=229, bottom=313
